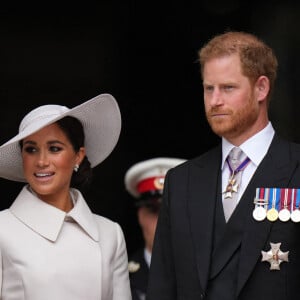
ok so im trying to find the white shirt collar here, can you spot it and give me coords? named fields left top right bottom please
left=144, top=248, right=152, bottom=268
left=10, top=185, right=99, bottom=242
left=221, top=122, right=275, bottom=169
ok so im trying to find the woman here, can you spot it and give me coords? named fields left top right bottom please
left=0, top=94, right=132, bottom=299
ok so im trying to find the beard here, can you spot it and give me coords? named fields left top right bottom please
left=205, top=95, right=259, bottom=141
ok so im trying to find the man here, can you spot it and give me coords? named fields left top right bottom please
left=125, top=157, right=186, bottom=300
left=147, top=31, right=300, bottom=300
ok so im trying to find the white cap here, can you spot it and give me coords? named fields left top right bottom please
left=125, top=157, right=186, bottom=198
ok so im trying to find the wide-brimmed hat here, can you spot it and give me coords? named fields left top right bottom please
left=125, top=157, right=186, bottom=202
left=0, top=93, right=121, bottom=182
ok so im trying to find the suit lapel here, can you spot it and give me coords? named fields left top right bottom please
left=188, top=145, right=221, bottom=291
left=236, top=135, right=299, bottom=295
left=207, top=135, right=300, bottom=294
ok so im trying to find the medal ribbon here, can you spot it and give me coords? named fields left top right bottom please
left=259, top=187, right=264, bottom=200
left=280, top=188, right=291, bottom=211
left=268, top=188, right=280, bottom=210
left=264, top=188, right=269, bottom=204
left=226, top=156, right=251, bottom=176
left=254, top=187, right=268, bottom=206
left=291, top=188, right=296, bottom=211
left=292, top=188, right=300, bottom=210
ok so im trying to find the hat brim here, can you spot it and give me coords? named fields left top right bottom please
left=0, top=93, right=121, bottom=182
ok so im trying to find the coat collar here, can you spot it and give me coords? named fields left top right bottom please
left=10, top=185, right=99, bottom=242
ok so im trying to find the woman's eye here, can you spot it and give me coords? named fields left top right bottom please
left=49, top=146, right=62, bottom=152
left=23, top=146, right=37, bottom=154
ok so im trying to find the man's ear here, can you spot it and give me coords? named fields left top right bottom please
left=255, top=75, right=270, bottom=103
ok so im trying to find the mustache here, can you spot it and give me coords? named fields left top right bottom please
left=207, top=107, right=232, bottom=115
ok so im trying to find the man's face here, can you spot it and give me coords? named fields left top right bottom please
left=137, top=206, right=159, bottom=252
left=203, top=54, right=261, bottom=145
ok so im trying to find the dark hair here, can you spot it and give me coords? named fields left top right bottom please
left=56, top=116, right=93, bottom=192
left=19, top=116, right=93, bottom=192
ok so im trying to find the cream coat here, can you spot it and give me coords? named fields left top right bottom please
left=0, top=186, right=132, bottom=300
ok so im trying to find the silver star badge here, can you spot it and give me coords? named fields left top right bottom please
left=223, top=178, right=239, bottom=199
left=261, top=242, right=289, bottom=270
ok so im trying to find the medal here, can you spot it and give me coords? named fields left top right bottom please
left=291, top=209, right=300, bottom=222
left=278, top=208, right=290, bottom=222
left=267, top=208, right=279, bottom=222
left=291, top=188, right=300, bottom=222
left=253, top=188, right=268, bottom=221
left=253, top=206, right=267, bottom=221
left=278, top=188, right=291, bottom=222
left=223, top=155, right=250, bottom=199
left=223, top=175, right=239, bottom=199
left=266, top=188, right=279, bottom=222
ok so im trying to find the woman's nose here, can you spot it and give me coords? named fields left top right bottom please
left=36, top=150, right=50, bottom=167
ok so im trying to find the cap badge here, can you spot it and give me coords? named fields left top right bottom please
left=154, top=177, right=164, bottom=190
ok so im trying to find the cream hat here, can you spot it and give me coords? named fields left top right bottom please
left=0, top=93, right=121, bottom=182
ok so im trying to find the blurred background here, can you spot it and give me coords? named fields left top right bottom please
left=0, top=1, right=299, bottom=255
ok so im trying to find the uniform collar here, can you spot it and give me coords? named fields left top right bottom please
left=10, top=185, right=99, bottom=242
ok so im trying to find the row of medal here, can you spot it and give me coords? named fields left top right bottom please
left=252, top=187, right=300, bottom=222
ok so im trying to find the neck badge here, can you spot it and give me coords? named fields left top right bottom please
left=223, top=156, right=250, bottom=199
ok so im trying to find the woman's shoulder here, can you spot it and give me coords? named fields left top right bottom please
left=92, top=214, right=126, bottom=248
left=0, top=209, right=13, bottom=221
left=0, top=209, right=16, bottom=237
left=92, top=213, right=122, bottom=232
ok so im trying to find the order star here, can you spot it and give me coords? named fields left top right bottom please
left=224, top=182, right=238, bottom=199
left=261, top=242, right=289, bottom=270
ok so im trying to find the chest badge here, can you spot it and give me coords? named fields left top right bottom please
left=261, top=242, right=289, bottom=270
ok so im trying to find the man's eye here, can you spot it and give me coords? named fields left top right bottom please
left=205, top=86, right=214, bottom=92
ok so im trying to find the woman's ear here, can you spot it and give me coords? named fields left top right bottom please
left=76, top=147, right=86, bottom=165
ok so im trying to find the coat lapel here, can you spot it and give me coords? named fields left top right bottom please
left=202, top=136, right=300, bottom=295
left=236, top=135, right=300, bottom=295
left=188, top=145, right=222, bottom=291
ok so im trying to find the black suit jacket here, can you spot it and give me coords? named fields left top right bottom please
left=147, top=135, right=300, bottom=300
left=129, top=248, right=149, bottom=300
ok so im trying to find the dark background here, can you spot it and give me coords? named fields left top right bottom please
left=0, top=1, right=299, bottom=255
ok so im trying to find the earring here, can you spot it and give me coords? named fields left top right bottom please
left=74, top=164, right=79, bottom=172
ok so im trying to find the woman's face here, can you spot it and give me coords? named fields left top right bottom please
left=21, top=122, right=85, bottom=205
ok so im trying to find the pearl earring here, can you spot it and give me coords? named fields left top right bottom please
left=74, top=164, right=79, bottom=172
